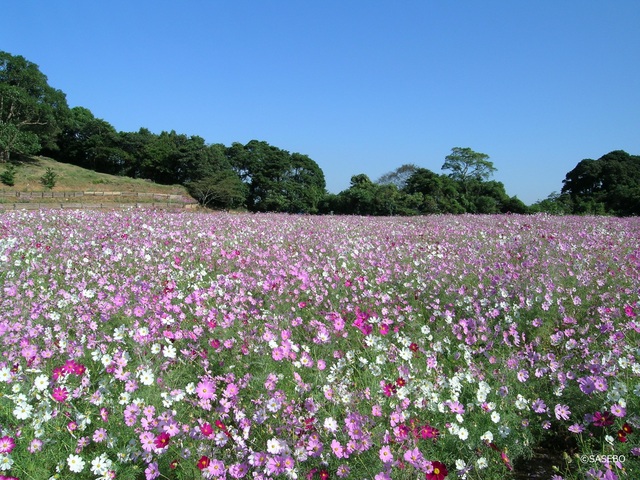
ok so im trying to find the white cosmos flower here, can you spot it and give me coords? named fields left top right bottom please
left=267, top=437, right=282, bottom=454
left=34, top=374, right=49, bottom=391
left=100, top=354, right=112, bottom=367
left=138, top=369, right=154, bottom=386
left=67, top=454, right=85, bottom=473
left=0, top=454, right=14, bottom=471
left=13, top=402, right=33, bottom=420
left=91, top=453, right=112, bottom=475
left=163, top=344, right=177, bottom=359
left=323, top=417, right=338, bottom=433
left=480, top=431, right=494, bottom=442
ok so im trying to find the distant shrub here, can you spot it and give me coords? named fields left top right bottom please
left=40, top=167, right=58, bottom=189
left=0, top=164, right=17, bottom=186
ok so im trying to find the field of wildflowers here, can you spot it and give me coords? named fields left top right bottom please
left=0, top=210, right=638, bottom=480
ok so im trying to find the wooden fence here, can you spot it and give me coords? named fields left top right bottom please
left=0, top=202, right=199, bottom=211
left=0, top=191, right=197, bottom=203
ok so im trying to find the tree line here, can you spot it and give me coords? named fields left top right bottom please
left=1, top=51, right=638, bottom=216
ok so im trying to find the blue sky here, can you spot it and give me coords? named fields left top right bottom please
left=3, top=1, right=639, bottom=204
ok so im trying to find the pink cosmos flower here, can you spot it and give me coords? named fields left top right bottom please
left=228, top=463, right=249, bottom=478
left=207, top=459, right=226, bottom=477
left=379, top=445, right=393, bottom=463
left=336, top=464, right=350, bottom=477
left=532, top=398, right=547, bottom=413
left=140, top=431, right=156, bottom=452
left=331, top=439, right=344, bottom=458
left=593, top=377, right=608, bottom=392
left=554, top=404, right=571, bottom=421
left=272, top=347, right=285, bottom=361
left=28, top=438, right=43, bottom=453
left=403, top=447, right=423, bottom=466
left=225, top=383, right=239, bottom=397
left=610, top=404, right=626, bottom=417
left=93, top=428, right=108, bottom=443
left=447, top=400, right=465, bottom=414
left=196, top=379, right=215, bottom=400
left=266, top=456, right=285, bottom=475
left=568, top=424, right=584, bottom=433
left=145, top=462, right=160, bottom=480
left=578, top=377, right=596, bottom=395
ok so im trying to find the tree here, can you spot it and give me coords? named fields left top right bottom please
left=40, top=167, right=57, bottom=189
left=530, top=192, right=572, bottom=215
left=186, top=170, right=246, bottom=210
left=339, top=174, right=378, bottom=215
left=0, top=51, right=69, bottom=162
left=376, top=164, right=419, bottom=189
left=56, top=107, right=126, bottom=174
left=138, top=131, right=212, bottom=184
left=404, top=168, right=465, bottom=213
left=332, top=174, right=419, bottom=216
left=468, top=179, right=528, bottom=214
left=441, top=147, right=496, bottom=185
left=227, top=140, right=326, bottom=213
left=115, top=128, right=157, bottom=178
left=0, top=163, right=16, bottom=186
left=561, top=150, right=640, bottom=216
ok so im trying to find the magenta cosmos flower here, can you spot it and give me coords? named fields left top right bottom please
left=0, top=436, right=15, bottom=454
left=52, top=386, right=68, bottom=402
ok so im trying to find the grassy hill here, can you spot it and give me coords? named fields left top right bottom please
left=1, top=156, right=189, bottom=194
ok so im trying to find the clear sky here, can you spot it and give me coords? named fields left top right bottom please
left=3, top=1, right=639, bottom=204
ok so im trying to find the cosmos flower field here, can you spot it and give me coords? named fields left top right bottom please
left=0, top=210, right=639, bottom=480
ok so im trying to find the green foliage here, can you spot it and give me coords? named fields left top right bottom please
left=442, top=147, right=496, bottom=185
left=0, top=163, right=16, bottom=186
left=187, top=169, right=246, bottom=209
left=561, top=150, right=640, bottom=216
left=326, top=174, right=422, bottom=216
left=227, top=140, right=326, bottom=213
left=56, top=106, right=126, bottom=174
left=530, top=192, right=573, bottom=215
left=0, top=123, right=41, bottom=161
left=40, top=167, right=57, bottom=189
left=0, top=50, right=69, bottom=161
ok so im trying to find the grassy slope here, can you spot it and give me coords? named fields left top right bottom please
left=0, top=156, right=190, bottom=195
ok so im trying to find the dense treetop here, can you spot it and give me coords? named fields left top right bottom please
left=1, top=50, right=637, bottom=216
